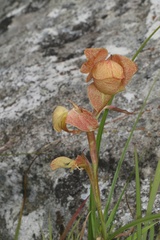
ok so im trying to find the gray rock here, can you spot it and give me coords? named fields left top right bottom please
left=0, top=0, right=160, bottom=239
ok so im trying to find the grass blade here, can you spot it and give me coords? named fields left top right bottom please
left=147, top=159, right=160, bottom=215
left=134, top=147, right=142, bottom=238
left=143, top=159, right=160, bottom=239
left=127, top=221, right=158, bottom=240
left=80, top=212, right=90, bottom=240
left=132, top=25, right=160, bottom=61
left=88, top=188, right=97, bottom=239
left=40, top=228, right=47, bottom=240
left=149, top=225, right=155, bottom=240
left=66, top=216, right=81, bottom=240
left=108, top=213, right=160, bottom=239
left=48, top=214, right=53, bottom=240
left=105, top=172, right=133, bottom=231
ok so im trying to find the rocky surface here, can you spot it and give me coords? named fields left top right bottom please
left=0, top=0, right=160, bottom=239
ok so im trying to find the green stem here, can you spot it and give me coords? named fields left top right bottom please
left=87, top=131, right=108, bottom=239
left=96, top=96, right=114, bottom=156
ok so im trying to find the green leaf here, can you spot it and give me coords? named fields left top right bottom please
left=88, top=188, right=97, bottom=239
left=147, top=159, right=160, bottom=215
left=149, top=225, right=155, bottom=240
left=67, top=216, right=81, bottom=240
left=134, top=147, right=142, bottom=238
left=142, top=159, right=160, bottom=239
left=132, top=25, right=160, bottom=61
left=48, top=214, right=53, bottom=240
left=127, top=221, right=158, bottom=240
left=108, top=213, right=160, bottom=239
left=105, top=172, right=133, bottom=231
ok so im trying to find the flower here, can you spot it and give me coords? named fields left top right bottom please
left=50, top=154, right=93, bottom=184
left=50, top=154, right=92, bottom=175
left=91, top=59, right=125, bottom=95
left=52, top=102, right=98, bottom=133
left=81, top=48, right=137, bottom=112
left=50, top=156, right=75, bottom=170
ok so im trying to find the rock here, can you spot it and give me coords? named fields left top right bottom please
left=0, top=0, right=160, bottom=239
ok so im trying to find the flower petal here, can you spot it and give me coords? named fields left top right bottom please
left=92, top=60, right=124, bottom=95
left=111, top=54, right=137, bottom=86
left=50, top=157, right=75, bottom=170
left=80, top=59, right=94, bottom=73
left=84, top=48, right=108, bottom=61
left=52, top=106, right=68, bottom=132
left=66, top=105, right=98, bottom=132
left=92, top=60, right=124, bottom=80
left=80, top=48, right=109, bottom=82
left=94, top=77, right=122, bottom=95
left=87, top=83, right=112, bottom=112
left=74, top=154, right=90, bottom=169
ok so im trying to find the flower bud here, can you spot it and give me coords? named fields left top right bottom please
left=81, top=48, right=138, bottom=108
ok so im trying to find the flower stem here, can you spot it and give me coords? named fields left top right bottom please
left=87, top=131, right=98, bottom=175
left=87, top=131, right=108, bottom=239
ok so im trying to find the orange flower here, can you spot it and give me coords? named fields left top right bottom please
left=81, top=48, right=137, bottom=112
left=52, top=102, right=98, bottom=133
left=92, top=59, right=125, bottom=95
left=50, top=154, right=92, bottom=175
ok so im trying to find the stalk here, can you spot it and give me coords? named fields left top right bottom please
left=87, top=131, right=108, bottom=239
